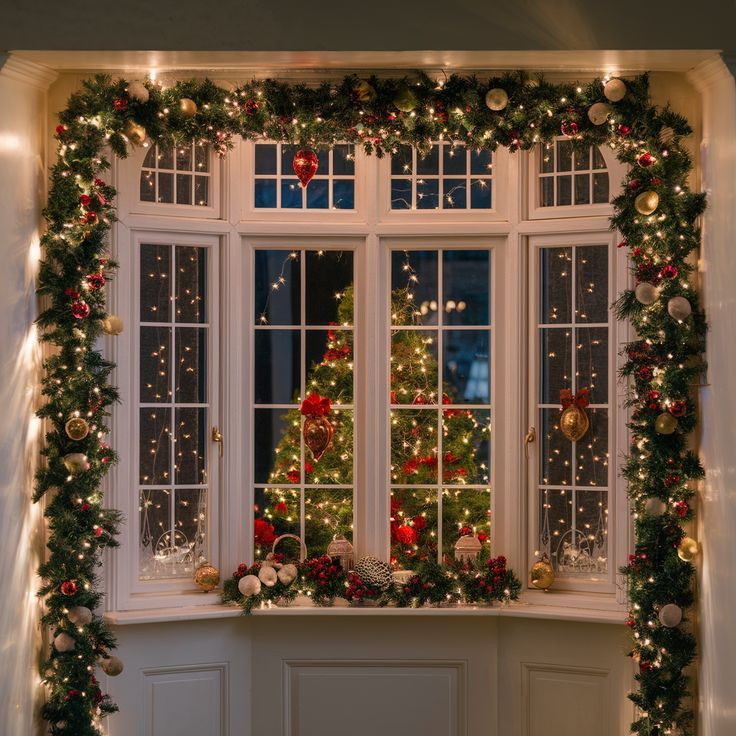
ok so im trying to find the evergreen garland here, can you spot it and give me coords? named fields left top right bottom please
left=36, top=71, right=703, bottom=735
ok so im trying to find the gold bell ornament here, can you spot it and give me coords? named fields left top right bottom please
left=559, top=387, right=590, bottom=442
left=530, top=554, right=555, bottom=590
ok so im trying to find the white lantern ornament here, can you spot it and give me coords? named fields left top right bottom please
left=454, top=534, right=482, bottom=564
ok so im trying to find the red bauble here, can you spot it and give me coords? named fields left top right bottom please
left=627, top=179, right=641, bottom=191
left=79, top=193, right=91, bottom=207
left=293, top=148, right=318, bottom=188
left=86, top=272, right=106, bottom=290
left=617, top=124, right=631, bottom=136
left=412, top=515, right=427, bottom=531
left=396, top=524, right=418, bottom=545
left=60, top=580, right=77, bottom=596
left=71, top=300, right=91, bottom=320
left=243, top=99, right=260, bottom=115
left=637, top=152, right=655, bottom=168
left=560, top=120, right=579, bottom=137
left=113, top=97, right=128, bottom=112
left=55, top=124, right=68, bottom=137
left=659, top=264, right=679, bottom=280
left=94, top=526, right=104, bottom=538
left=669, top=400, right=687, bottom=417
left=84, top=212, right=97, bottom=224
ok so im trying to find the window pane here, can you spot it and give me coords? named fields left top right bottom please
left=305, top=330, right=353, bottom=405
left=592, top=172, right=609, bottom=203
left=157, top=144, right=173, bottom=170
left=194, top=176, right=209, bottom=206
left=576, top=327, right=608, bottom=404
left=195, top=144, right=209, bottom=173
left=540, top=145, right=554, bottom=173
left=391, top=145, right=413, bottom=175
left=442, top=179, right=466, bottom=208
left=540, top=176, right=554, bottom=207
left=254, top=487, right=300, bottom=559
left=332, top=144, right=355, bottom=176
left=175, top=327, right=207, bottom=403
left=443, top=330, right=490, bottom=403
left=443, top=250, right=490, bottom=325
left=391, top=250, right=438, bottom=323
left=539, top=247, right=572, bottom=323
left=574, top=147, right=590, bottom=171
left=332, top=180, right=354, bottom=209
left=305, top=409, right=353, bottom=484
left=253, top=408, right=295, bottom=484
left=305, top=250, right=354, bottom=325
left=539, top=408, right=571, bottom=486
left=175, top=144, right=192, bottom=171
left=391, top=409, right=438, bottom=484
left=416, top=145, right=439, bottom=175
left=281, top=179, right=302, bottom=208
left=174, top=488, right=207, bottom=570
left=470, top=179, right=492, bottom=209
left=157, top=172, right=174, bottom=203
left=139, top=407, right=171, bottom=485
left=556, top=140, right=572, bottom=171
left=254, top=250, right=300, bottom=325
left=574, top=174, right=590, bottom=205
left=391, top=330, right=438, bottom=404
left=304, top=488, right=353, bottom=556
left=575, top=245, right=608, bottom=323
left=592, top=146, right=606, bottom=170
left=255, top=179, right=277, bottom=208
left=174, top=408, right=207, bottom=485
left=539, top=328, right=571, bottom=404
left=443, top=146, right=466, bottom=175
left=391, top=179, right=412, bottom=209
left=470, top=149, right=492, bottom=175
left=140, top=171, right=156, bottom=201
left=140, top=244, right=171, bottom=322
left=417, top=178, right=439, bottom=209
left=306, top=179, right=329, bottom=209
left=539, top=487, right=572, bottom=570
left=254, top=330, right=300, bottom=404
left=139, top=488, right=171, bottom=579
left=575, top=409, right=609, bottom=486
left=140, top=326, right=171, bottom=403
left=391, top=488, right=437, bottom=568
left=443, top=410, right=490, bottom=485
left=255, top=143, right=277, bottom=174
left=175, top=246, right=207, bottom=323
left=442, top=487, right=491, bottom=561
left=556, top=175, right=572, bottom=205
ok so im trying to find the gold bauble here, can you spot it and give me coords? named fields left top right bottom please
left=101, top=315, right=124, bottom=335
left=530, top=555, right=555, bottom=590
left=655, top=413, right=678, bottom=435
left=62, top=453, right=87, bottom=474
left=635, top=191, right=659, bottom=215
left=123, top=120, right=147, bottom=145
left=560, top=405, right=589, bottom=442
left=65, top=416, right=90, bottom=441
left=677, top=537, right=699, bottom=562
left=485, top=88, right=509, bottom=111
left=193, top=563, right=220, bottom=592
left=179, top=98, right=198, bottom=118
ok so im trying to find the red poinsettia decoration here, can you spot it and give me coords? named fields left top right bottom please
left=395, top=524, right=418, bottom=545
left=254, top=517, right=276, bottom=546
left=560, top=387, right=590, bottom=409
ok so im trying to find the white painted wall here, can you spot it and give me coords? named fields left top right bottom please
left=0, top=60, right=52, bottom=736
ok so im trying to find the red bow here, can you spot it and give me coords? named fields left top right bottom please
left=300, top=392, right=332, bottom=418
left=560, top=387, right=590, bottom=409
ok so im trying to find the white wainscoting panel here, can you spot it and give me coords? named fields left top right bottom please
left=284, top=660, right=465, bottom=736
left=142, top=663, right=228, bottom=736
left=522, top=663, right=609, bottom=736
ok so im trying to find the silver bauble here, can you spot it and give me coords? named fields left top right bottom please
left=635, top=282, right=659, bottom=306
left=67, top=606, right=93, bottom=625
left=603, top=78, right=627, bottom=102
left=667, top=296, right=692, bottom=321
left=588, top=102, right=612, bottom=125
left=54, top=632, right=76, bottom=652
left=658, top=603, right=683, bottom=628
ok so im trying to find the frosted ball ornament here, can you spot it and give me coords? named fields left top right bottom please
left=126, top=80, right=149, bottom=103
left=658, top=603, right=683, bottom=628
left=67, top=606, right=93, bottom=625
left=677, top=537, right=699, bottom=562
left=635, top=282, right=659, bottom=306
left=587, top=102, right=612, bottom=125
left=54, top=632, right=76, bottom=653
left=277, top=563, right=298, bottom=585
left=65, top=416, right=90, bottom=441
left=238, top=574, right=261, bottom=597
left=258, top=565, right=278, bottom=587
left=643, top=497, right=667, bottom=517
left=655, top=413, right=678, bottom=435
left=603, top=78, right=627, bottom=102
left=179, top=97, right=198, bottom=118
left=485, top=88, right=509, bottom=111
left=668, top=296, right=692, bottom=321
left=634, top=190, right=659, bottom=215
left=101, top=314, right=124, bottom=335
left=100, top=655, right=124, bottom=676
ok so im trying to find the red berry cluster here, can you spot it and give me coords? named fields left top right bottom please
left=344, top=572, right=382, bottom=603
left=303, top=555, right=346, bottom=603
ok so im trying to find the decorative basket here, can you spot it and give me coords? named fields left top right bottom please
left=271, top=533, right=307, bottom=563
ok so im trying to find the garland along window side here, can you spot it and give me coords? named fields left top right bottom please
left=37, top=71, right=705, bottom=736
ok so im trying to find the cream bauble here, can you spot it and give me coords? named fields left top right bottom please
left=588, top=102, right=612, bottom=125
left=635, top=191, right=659, bottom=215
left=485, top=88, right=509, bottom=111
left=101, top=315, right=124, bottom=335
left=658, top=603, right=683, bottom=628
left=238, top=574, right=261, bottom=597
left=277, top=563, right=298, bottom=585
left=100, top=655, right=124, bottom=676
left=67, top=606, right=93, bottom=625
left=127, top=80, right=150, bottom=104
left=62, top=453, right=87, bottom=474
left=258, top=565, right=278, bottom=587
left=642, top=497, right=667, bottom=517
left=667, top=296, right=692, bottom=321
left=54, top=632, right=76, bottom=652
left=603, top=78, right=627, bottom=102
left=635, top=282, right=659, bottom=306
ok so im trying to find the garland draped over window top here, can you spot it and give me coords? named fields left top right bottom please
left=36, top=71, right=705, bottom=736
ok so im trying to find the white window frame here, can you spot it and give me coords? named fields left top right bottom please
left=106, top=131, right=630, bottom=615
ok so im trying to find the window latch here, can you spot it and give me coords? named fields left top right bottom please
left=211, top=426, right=224, bottom=458
left=524, top=426, right=536, bottom=459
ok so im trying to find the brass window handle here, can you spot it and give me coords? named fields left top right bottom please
left=211, top=426, right=224, bottom=458
left=524, top=426, right=536, bottom=459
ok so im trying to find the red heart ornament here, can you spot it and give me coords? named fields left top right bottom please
left=293, top=148, right=318, bottom=188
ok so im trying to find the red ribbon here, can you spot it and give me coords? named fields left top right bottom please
left=560, top=387, right=590, bottom=409
left=300, top=392, right=332, bottom=418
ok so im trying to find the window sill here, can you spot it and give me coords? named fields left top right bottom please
left=105, top=594, right=625, bottom=626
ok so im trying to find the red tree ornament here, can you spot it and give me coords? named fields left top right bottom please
left=560, top=120, right=579, bottom=137
left=293, top=148, right=318, bottom=188
left=86, top=272, right=106, bottom=290
left=300, top=392, right=334, bottom=461
left=637, top=152, right=655, bottom=168
left=71, top=300, right=91, bottom=319
left=60, top=580, right=78, bottom=596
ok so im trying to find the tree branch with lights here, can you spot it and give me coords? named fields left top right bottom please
left=36, top=71, right=704, bottom=735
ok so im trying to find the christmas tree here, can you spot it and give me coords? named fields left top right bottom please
left=254, top=282, right=491, bottom=568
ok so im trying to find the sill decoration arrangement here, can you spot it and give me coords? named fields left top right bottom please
left=36, top=70, right=704, bottom=736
